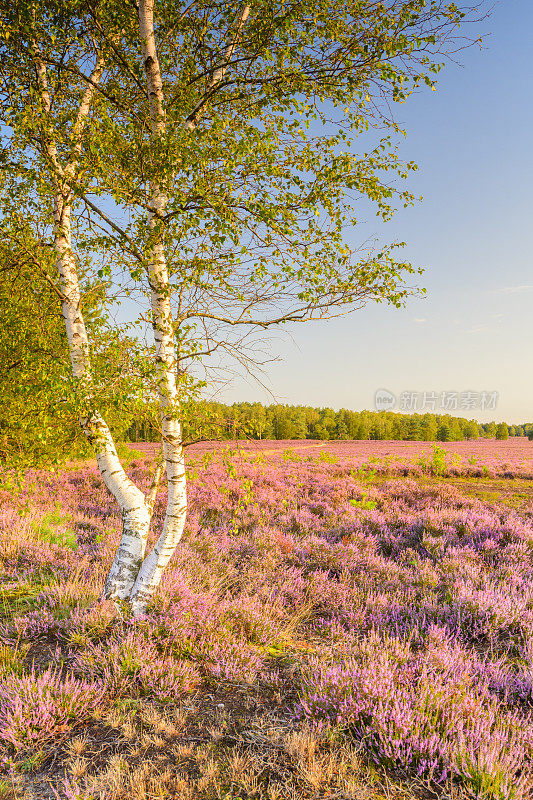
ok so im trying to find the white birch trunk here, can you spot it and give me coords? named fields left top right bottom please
left=55, top=208, right=151, bottom=599
left=129, top=0, right=188, bottom=615
left=128, top=0, right=252, bottom=614
left=58, top=217, right=151, bottom=598
left=54, top=199, right=152, bottom=601
left=34, top=52, right=152, bottom=602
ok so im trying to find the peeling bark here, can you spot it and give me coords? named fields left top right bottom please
left=129, top=0, right=188, bottom=614
left=33, top=48, right=152, bottom=602
left=128, top=0, right=252, bottom=614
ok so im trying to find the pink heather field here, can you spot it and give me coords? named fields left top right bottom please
left=135, top=437, right=533, bottom=476
left=2, top=439, right=533, bottom=800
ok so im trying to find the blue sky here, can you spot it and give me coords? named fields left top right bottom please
left=219, top=0, right=532, bottom=424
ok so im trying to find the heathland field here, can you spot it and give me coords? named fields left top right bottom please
left=1, top=440, right=533, bottom=800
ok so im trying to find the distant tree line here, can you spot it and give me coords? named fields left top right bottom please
left=126, top=403, right=533, bottom=444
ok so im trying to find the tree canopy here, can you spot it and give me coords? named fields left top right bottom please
left=0, top=0, right=477, bottom=387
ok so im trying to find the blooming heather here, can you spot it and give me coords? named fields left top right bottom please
left=74, top=629, right=201, bottom=702
left=0, top=668, right=105, bottom=749
left=1, top=443, right=533, bottom=796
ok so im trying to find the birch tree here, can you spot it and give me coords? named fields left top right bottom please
left=0, top=0, right=478, bottom=614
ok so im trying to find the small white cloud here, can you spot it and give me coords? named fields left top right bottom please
left=466, top=323, right=491, bottom=334
left=497, top=285, right=533, bottom=294
left=413, top=317, right=427, bottom=323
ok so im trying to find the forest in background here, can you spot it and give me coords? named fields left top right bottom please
left=127, top=401, right=533, bottom=445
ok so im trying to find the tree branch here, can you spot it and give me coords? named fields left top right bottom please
left=77, top=193, right=145, bottom=262
left=183, top=4, right=251, bottom=131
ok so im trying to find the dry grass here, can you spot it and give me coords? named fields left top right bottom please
left=4, top=686, right=473, bottom=800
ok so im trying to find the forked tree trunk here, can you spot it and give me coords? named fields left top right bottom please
left=34, top=1, right=249, bottom=615
left=34, top=25, right=183, bottom=615
left=34, top=49, right=154, bottom=606
left=54, top=204, right=152, bottom=601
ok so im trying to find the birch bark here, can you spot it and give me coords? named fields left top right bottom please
left=34, top=52, right=151, bottom=601
left=128, top=0, right=251, bottom=614
left=125, top=0, right=250, bottom=615
left=129, top=0, right=187, bottom=614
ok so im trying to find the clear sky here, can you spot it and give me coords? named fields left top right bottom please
left=218, top=0, right=532, bottom=424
